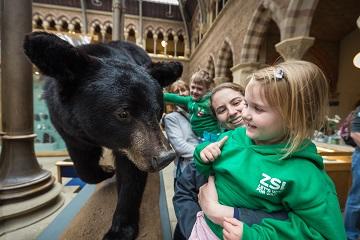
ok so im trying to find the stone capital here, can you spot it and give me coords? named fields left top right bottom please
left=213, top=76, right=231, bottom=85
left=231, top=62, right=265, bottom=87
left=275, top=36, right=315, bottom=60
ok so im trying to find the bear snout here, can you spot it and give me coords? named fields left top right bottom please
left=151, top=150, right=176, bottom=171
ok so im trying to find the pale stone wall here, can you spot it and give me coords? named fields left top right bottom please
left=183, top=0, right=258, bottom=82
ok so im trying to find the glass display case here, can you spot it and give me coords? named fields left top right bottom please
left=33, top=74, right=66, bottom=153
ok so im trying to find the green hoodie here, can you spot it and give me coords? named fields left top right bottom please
left=164, top=93, right=221, bottom=137
left=194, top=127, right=346, bottom=240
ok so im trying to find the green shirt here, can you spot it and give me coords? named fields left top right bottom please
left=194, top=127, right=346, bottom=240
left=164, top=93, right=221, bottom=137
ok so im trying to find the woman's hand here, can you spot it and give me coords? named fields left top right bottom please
left=223, top=217, right=244, bottom=240
left=198, top=176, right=233, bottom=225
left=200, top=136, right=228, bottom=163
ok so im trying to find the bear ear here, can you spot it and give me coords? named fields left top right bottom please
left=146, top=61, right=183, bottom=87
left=23, top=32, right=99, bottom=87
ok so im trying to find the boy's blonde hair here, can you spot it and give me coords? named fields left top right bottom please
left=246, top=60, right=329, bottom=157
left=190, top=69, right=214, bottom=90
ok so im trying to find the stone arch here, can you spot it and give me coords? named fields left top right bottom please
left=90, top=19, right=102, bottom=42
left=215, top=40, right=234, bottom=84
left=144, top=27, right=155, bottom=53
left=70, top=17, right=82, bottom=33
left=155, top=28, right=165, bottom=54
left=103, top=21, right=112, bottom=42
left=33, top=13, right=44, bottom=29
left=283, top=0, right=319, bottom=39
left=176, top=30, right=185, bottom=57
left=166, top=29, right=176, bottom=56
left=240, top=4, right=272, bottom=64
left=43, top=14, right=56, bottom=30
left=126, top=24, right=137, bottom=43
left=205, top=55, right=216, bottom=80
left=57, top=16, right=70, bottom=32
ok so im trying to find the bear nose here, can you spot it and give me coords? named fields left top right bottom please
left=151, top=150, right=176, bottom=170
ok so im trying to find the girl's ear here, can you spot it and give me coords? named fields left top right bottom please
left=146, top=61, right=183, bottom=87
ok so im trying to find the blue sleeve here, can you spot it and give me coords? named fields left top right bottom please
left=352, top=107, right=360, bottom=132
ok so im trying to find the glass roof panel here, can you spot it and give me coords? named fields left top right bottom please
left=143, top=0, right=179, bottom=5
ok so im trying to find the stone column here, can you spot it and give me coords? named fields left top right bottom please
left=174, top=35, right=178, bottom=57
left=153, top=34, right=158, bottom=54
left=42, top=20, right=49, bottom=30
left=138, top=0, right=143, bottom=47
left=163, top=36, right=168, bottom=55
left=213, top=76, right=231, bottom=85
left=231, top=62, right=265, bottom=87
left=184, top=36, right=190, bottom=57
left=101, top=27, right=107, bottom=43
left=0, top=0, right=63, bottom=234
left=124, top=30, right=129, bottom=41
left=142, top=33, right=147, bottom=50
left=112, top=0, right=124, bottom=41
left=55, top=21, right=62, bottom=32
left=275, top=36, right=315, bottom=60
left=215, top=0, right=219, bottom=16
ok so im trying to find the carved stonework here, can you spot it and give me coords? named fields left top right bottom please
left=275, top=36, right=315, bottom=60
left=231, top=62, right=266, bottom=87
left=213, top=76, right=231, bottom=85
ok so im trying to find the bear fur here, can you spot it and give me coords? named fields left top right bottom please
left=23, top=32, right=182, bottom=240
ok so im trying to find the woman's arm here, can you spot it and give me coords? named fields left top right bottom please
left=163, top=113, right=197, bottom=158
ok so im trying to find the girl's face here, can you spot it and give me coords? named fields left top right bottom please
left=242, top=80, right=287, bottom=145
left=190, top=81, right=206, bottom=101
left=212, top=88, right=245, bottom=130
left=173, top=86, right=189, bottom=96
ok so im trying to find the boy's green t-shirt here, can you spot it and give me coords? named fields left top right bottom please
left=164, top=93, right=221, bottom=137
left=194, top=127, right=346, bottom=240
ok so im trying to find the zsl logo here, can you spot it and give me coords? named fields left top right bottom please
left=259, top=173, right=286, bottom=190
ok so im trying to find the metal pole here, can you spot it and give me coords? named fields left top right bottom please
left=0, top=0, right=50, bottom=199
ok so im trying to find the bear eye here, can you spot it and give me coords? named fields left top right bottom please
left=118, top=111, right=129, bottom=119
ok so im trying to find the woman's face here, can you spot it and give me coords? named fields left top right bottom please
left=212, top=88, right=245, bottom=130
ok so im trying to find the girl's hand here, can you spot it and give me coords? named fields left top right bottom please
left=223, top=217, right=244, bottom=240
left=200, top=136, right=228, bottom=163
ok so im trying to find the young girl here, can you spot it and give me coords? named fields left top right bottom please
left=164, top=69, right=221, bottom=142
left=192, top=60, right=346, bottom=239
left=174, top=82, right=287, bottom=239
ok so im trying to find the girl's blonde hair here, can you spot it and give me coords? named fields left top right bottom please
left=190, top=69, right=214, bottom=90
left=169, top=79, right=189, bottom=93
left=246, top=60, right=329, bottom=157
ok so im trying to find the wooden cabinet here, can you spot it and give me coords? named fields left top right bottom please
left=315, top=142, right=353, bottom=210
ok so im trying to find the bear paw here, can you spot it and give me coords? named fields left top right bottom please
left=103, top=224, right=138, bottom=240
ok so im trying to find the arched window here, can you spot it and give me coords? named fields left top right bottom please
left=145, top=31, right=154, bottom=53
left=167, top=33, right=174, bottom=56
left=74, top=22, right=81, bottom=33
left=156, top=32, right=164, bottom=54
left=177, top=34, right=185, bottom=57
left=128, top=29, right=136, bottom=43
left=34, top=18, right=43, bottom=29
